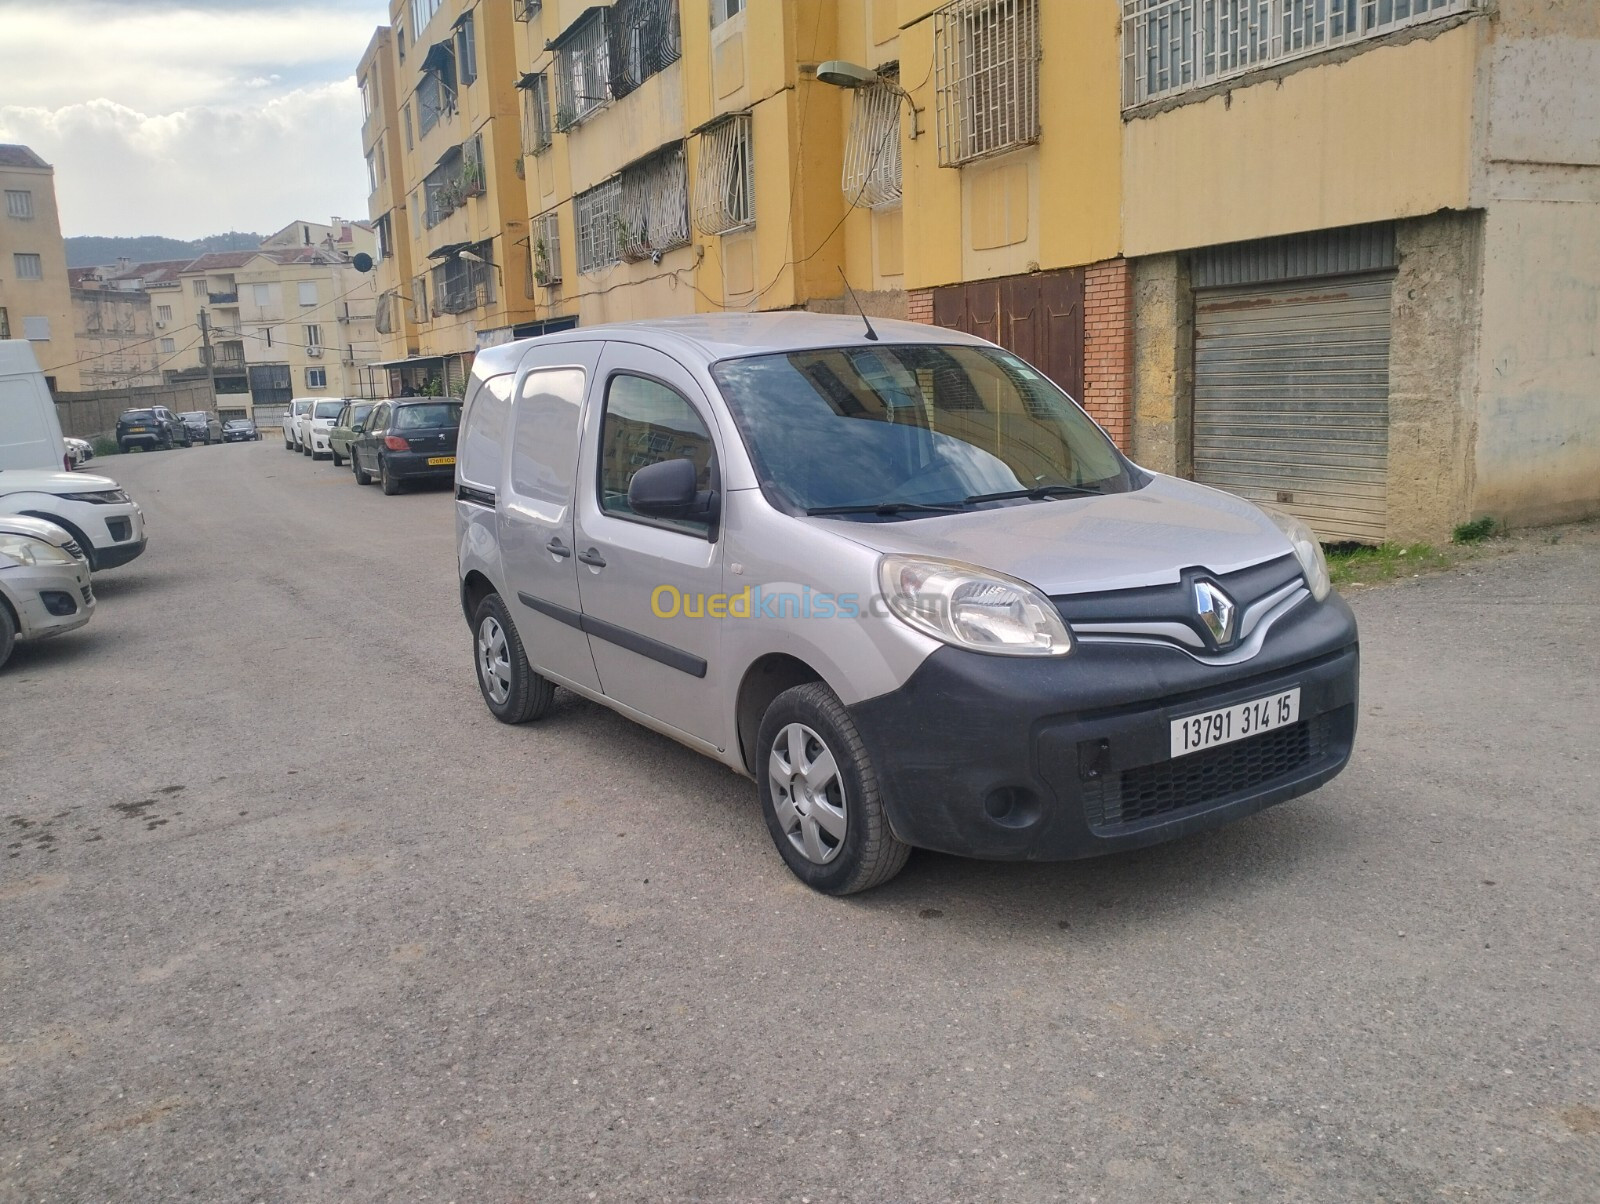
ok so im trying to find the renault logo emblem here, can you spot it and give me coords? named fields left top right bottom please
left=1194, top=580, right=1237, bottom=646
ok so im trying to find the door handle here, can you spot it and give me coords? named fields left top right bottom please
left=576, top=547, right=607, bottom=568
left=545, top=538, right=572, bottom=558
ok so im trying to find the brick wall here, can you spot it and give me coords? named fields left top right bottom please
left=1083, top=259, right=1133, bottom=450
left=906, top=289, right=934, bottom=324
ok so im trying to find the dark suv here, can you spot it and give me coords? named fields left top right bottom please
left=351, top=399, right=461, bottom=495
left=179, top=411, right=224, bottom=444
left=116, top=407, right=190, bottom=452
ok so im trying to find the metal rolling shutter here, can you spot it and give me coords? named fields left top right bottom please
left=1193, top=273, right=1393, bottom=543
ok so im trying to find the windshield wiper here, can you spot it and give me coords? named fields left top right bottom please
left=962, top=484, right=1104, bottom=505
left=806, top=501, right=966, bottom=517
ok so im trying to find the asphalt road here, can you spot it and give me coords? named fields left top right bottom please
left=3, top=440, right=1598, bottom=1203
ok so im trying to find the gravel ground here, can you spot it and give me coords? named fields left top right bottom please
left=2, top=441, right=1597, bottom=1203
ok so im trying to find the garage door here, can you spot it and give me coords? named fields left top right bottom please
left=1193, top=274, right=1392, bottom=543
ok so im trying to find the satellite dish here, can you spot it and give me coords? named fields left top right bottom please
left=352, top=252, right=374, bottom=273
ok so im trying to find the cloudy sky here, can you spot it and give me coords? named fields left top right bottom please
left=0, top=0, right=388, bottom=238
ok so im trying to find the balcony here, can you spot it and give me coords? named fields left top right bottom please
left=208, top=291, right=239, bottom=305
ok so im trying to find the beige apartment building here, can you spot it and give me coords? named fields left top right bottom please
left=0, top=145, right=79, bottom=392
left=68, top=269, right=162, bottom=390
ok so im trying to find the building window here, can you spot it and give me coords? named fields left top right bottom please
left=455, top=12, right=478, bottom=84
left=514, top=0, right=543, bottom=19
left=412, top=275, right=429, bottom=324
left=376, top=214, right=393, bottom=260
left=417, top=54, right=456, bottom=137
left=5, top=190, right=32, bottom=220
left=520, top=73, right=554, bottom=154
left=842, top=73, right=904, bottom=210
left=307, top=367, right=328, bottom=389
left=253, top=283, right=273, bottom=306
left=397, top=21, right=407, bottom=59
left=534, top=210, right=562, bottom=286
left=22, top=316, right=50, bottom=341
left=575, top=178, right=623, bottom=274
left=367, top=151, right=379, bottom=194
left=299, top=281, right=318, bottom=307
left=933, top=0, right=1041, bottom=167
left=423, top=139, right=481, bottom=228
left=193, top=279, right=208, bottom=297
left=305, top=324, right=322, bottom=349
left=711, top=0, right=744, bottom=26
left=609, top=0, right=682, bottom=99
left=403, top=103, right=414, bottom=150
left=13, top=253, right=42, bottom=280
left=156, top=304, right=173, bottom=321
left=0, top=308, right=8, bottom=339
left=620, top=142, right=690, bottom=261
left=693, top=114, right=754, bottom=235
left=430, top=241, right=496, bottom=314
left=160, top=337, right=176, bottom=353
left=410, top=0, right=443, bottom=35
left=1122, top=0, right=1476, bottom=107
left=552, top=9, right=611, bottom=129
left=360, top=75, right=374, bottom=120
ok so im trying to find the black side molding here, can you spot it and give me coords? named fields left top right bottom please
left=457, top=483, right=496, bottom=508
left=516, top=591, right=708, bottom=679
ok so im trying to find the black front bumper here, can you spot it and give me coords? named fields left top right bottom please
left=847, top=594, right=1359, bottom=861
left=93, top=536, right=147, bottom=570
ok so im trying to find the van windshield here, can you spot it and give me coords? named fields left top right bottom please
left=711, top=344, right=1137, bottom=517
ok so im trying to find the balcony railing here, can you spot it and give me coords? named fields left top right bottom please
left=1122, top=0, right=1477, bottom=108
left=208, top=291, right=239, bottom=305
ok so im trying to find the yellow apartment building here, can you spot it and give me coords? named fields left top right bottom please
left=358, top=0, right=1598, bottom=539
left=0, top=145, right=79, bottom=393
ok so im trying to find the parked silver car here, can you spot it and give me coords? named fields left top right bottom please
left=0, top=514, right=94, bottom=669
left=455, top=314, right=1357, bottom=894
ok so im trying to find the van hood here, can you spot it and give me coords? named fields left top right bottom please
left=812, top=473, right=1294, bottom=596
left=0, top=468, right=122, bottom=496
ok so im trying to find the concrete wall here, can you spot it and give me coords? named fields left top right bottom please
left=53, top=381, right=214, bottom=440
left=1122, top=22, right=1478, bottom=257
left=1129, top=253, right=1193, bottom=478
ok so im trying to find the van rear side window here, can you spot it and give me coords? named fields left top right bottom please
left=509, top=368, right=586, bottom=507
left=457, top=373, right=513, bottom=489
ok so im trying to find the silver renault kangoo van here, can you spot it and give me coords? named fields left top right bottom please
left=456, top=314, right=1357, bottom=894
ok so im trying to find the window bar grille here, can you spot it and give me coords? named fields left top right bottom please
left=1123, top=0, right=1476, bottom=108
left=842, top=80, right=904, bottom=210
left=933, top=0, right=1040, bottom=168
left=534, top=211, right=562, bottom=286
left=575, top=178, right=623, bottom=273
left=621, top=144, right=690, bottom=260
left=693, top=114, right=754, bottom=235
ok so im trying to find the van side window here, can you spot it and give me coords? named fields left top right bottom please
left=509, top=368, right=585, bottom=506
left=597, top=374, right=715, bottom=535
left=459, top=372, right=514, bottom=490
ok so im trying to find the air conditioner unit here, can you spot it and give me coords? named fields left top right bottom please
left=155, top=320, right=166, bottom=329
left=306, top=345, right=323, bottom=358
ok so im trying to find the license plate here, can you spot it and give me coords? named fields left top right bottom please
left=1171, top=688, right=1300, bottom=758
left=427, top=456, right=455, bottom=466
left=128, top=427, right=147, bottom=432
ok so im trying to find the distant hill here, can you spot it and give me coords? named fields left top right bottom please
left=64, top=232, right=264, bottom=269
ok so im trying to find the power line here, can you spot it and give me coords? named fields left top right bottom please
left=42, top=321, right=198, bottom=374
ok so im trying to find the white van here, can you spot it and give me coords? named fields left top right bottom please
left=0, top=341, right=69, bottom=473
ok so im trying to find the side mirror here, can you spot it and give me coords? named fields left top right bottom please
left=628, top=458, right=717, bottom=524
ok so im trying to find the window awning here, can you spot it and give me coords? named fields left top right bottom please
left=546, top=5, right=606, bottom=51
left=420, top=41, right=454, bottom=74
left=516, top=71, right=539, bottom=89
left=428, top=241, right=470, bottom=261
left=370, top=354, right=448, bottom=369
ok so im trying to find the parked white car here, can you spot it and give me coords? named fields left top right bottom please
left=0, top=514, right=94, bottom=669
left=302, top=399, right=349, bottom=460
left=282, top=398, right=315, bottom=452
left=63, top=436, right=94, bottom=468
left=0, top=467, right=146, bottom=571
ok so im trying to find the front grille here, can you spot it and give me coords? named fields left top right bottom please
left=1084, top=716, right=1330, bottom=831
left=81, top=586, right=94, bottom=606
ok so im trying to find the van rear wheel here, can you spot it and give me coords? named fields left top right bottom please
left=472, top=594, right=554, bottom=724
left=756, top=682, right=910, bottom=895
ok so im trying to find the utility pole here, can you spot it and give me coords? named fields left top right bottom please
left=199, top=307, right=218, bottom=408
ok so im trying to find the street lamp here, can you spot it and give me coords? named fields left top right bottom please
left=814, top=60, right=921, bottom=138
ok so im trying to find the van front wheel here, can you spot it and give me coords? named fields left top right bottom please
left=472, top=594, right=554, bottom=724
left=756, top=682, right=910, bottom=895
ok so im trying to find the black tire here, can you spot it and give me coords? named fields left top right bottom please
left=353, top=452, right=372, bottom=486
left=161, top=433, right=173, bottom=450
left=472, top=594, right=555, bottom=724
left=756, top=682, right=910, bottom=895
left=380, top=457, right=401, bottom=495
left=302, top=441, right=312, bottom=457
left=0, top=602, right=16, bottom=671
left=331, top=448, right=344, bottom=467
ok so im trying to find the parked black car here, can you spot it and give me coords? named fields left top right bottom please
left=116, top=406, right=191, bottom=452
left=179, top=411, right=224, bottom=444
left=221, top=418, right=261, bottom=442
left=351, top=399, right=461, bottom=495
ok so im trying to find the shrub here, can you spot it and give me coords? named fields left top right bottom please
left=1452, top=517, right=1497, bottom=544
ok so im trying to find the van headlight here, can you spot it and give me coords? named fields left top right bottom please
left=1265, top=509, right=1331, bottom=601
left=878, top=555, right=1073, bottom=657
left=0, top=534, right=76, bottom=567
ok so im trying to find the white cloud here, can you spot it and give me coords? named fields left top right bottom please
left=0, top=85, right=370, bottom=238
left=0, top=1, right=383, bottom=236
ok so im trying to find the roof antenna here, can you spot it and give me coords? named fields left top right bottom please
left=838, top=267, right=879, bottom=341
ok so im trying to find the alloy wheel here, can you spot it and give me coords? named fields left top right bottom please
left=768, top=722, right=848, bottom=865
left=477, top=615, right=511, bottom=706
